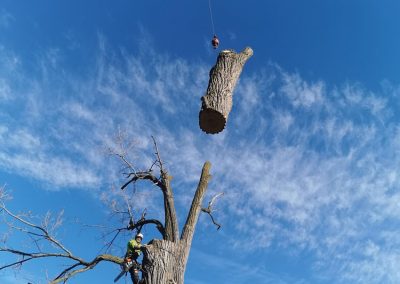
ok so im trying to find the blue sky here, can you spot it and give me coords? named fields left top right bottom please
left=1, top=1, right=400, bottom=283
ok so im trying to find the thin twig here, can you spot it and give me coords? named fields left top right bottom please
left=201, top=192, right=224, bottom=230
left=151, top=136, right=165, bottom=173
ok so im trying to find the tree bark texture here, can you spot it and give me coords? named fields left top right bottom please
left=142, top=240, right=185, bottom=284
left=141, top=162, right=212, bottom=284
left=199, top=47, right=253, bottom=134
left=180, top=161, right=211, bottom=262
left=162, top=172, right=179, bottom=242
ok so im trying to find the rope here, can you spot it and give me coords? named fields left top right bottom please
left=208, top=0, right=215, bottom=35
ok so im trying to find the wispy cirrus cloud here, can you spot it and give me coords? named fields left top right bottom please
left=280, top=71, right=325, bottom=108
left=0, top=46, right=20, bottom=102
left=1, top=33, right=400, bottom=283
left=0, top=126, right=100, bottom=188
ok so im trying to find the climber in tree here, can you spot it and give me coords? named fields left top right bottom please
left=125, top=233, right=145, bottom=284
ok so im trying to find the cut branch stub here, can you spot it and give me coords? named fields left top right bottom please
left=199, top=47, right=253, bottom=134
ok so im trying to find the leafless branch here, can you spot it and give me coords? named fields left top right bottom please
left=106, top=128, right=141, bottom=177
left=108, top=132, right=168, bottom=195
left=50, top=254, right=123, bottom=284
left=201, top=192, right=224, bottom=230
left=127, top=218, right=165, bottom=238
left=2, top=186, right=129, bottom=283
left=0, top=199, right=123, bottom=283
left=109, top=134, right=179, bottom=241
left=0, top=185, right=11, bottom=202
left=0, top=205, right=73, bottom=256
left=151, top=135, right=165, bottom=174
left=121, top=171, right=165, bottom=191
left=0, top=248, right=82, bottom=269
left=0, top=135, right=212, bottom=283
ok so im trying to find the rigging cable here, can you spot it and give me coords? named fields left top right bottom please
left=208, top=0, right=216, bottom=35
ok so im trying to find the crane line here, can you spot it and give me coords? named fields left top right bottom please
left=208, top=0, right=216, bottom=35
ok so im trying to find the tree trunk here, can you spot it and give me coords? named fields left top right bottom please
left=142, top=240, right=185, bottom=284
left=141, top=162, right=212, bottom=284
left=199, top=47, right=253, bottom=134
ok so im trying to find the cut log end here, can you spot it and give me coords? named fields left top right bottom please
left=199, top=108, right=226, bottom=134
left=199, top=46, right=253, bottom=134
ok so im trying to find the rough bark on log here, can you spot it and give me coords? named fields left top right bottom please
left=199, top=47, right=253, bottom=134
left=140, top=162, right=212, bottom=284
left=142, top=240, right=185, bottom=284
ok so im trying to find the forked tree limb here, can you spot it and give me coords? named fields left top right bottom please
left=151, top=136, right=179, bottom=242
left=0, top=142, right=220, bottom=284
left=1, top=205, right=72, bottom=256
left=1, top=241, right=122, bottom=283
left=0, top=201, right=123, bottom=283
left=0, top=249, right=122, bottom=284
left=118, top=136, right=179, bottom=242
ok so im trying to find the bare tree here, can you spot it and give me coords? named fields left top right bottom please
left=0, top=137, right=223, bottom=284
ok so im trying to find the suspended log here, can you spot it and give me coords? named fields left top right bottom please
left=199, top=47, right=253, bottom=134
